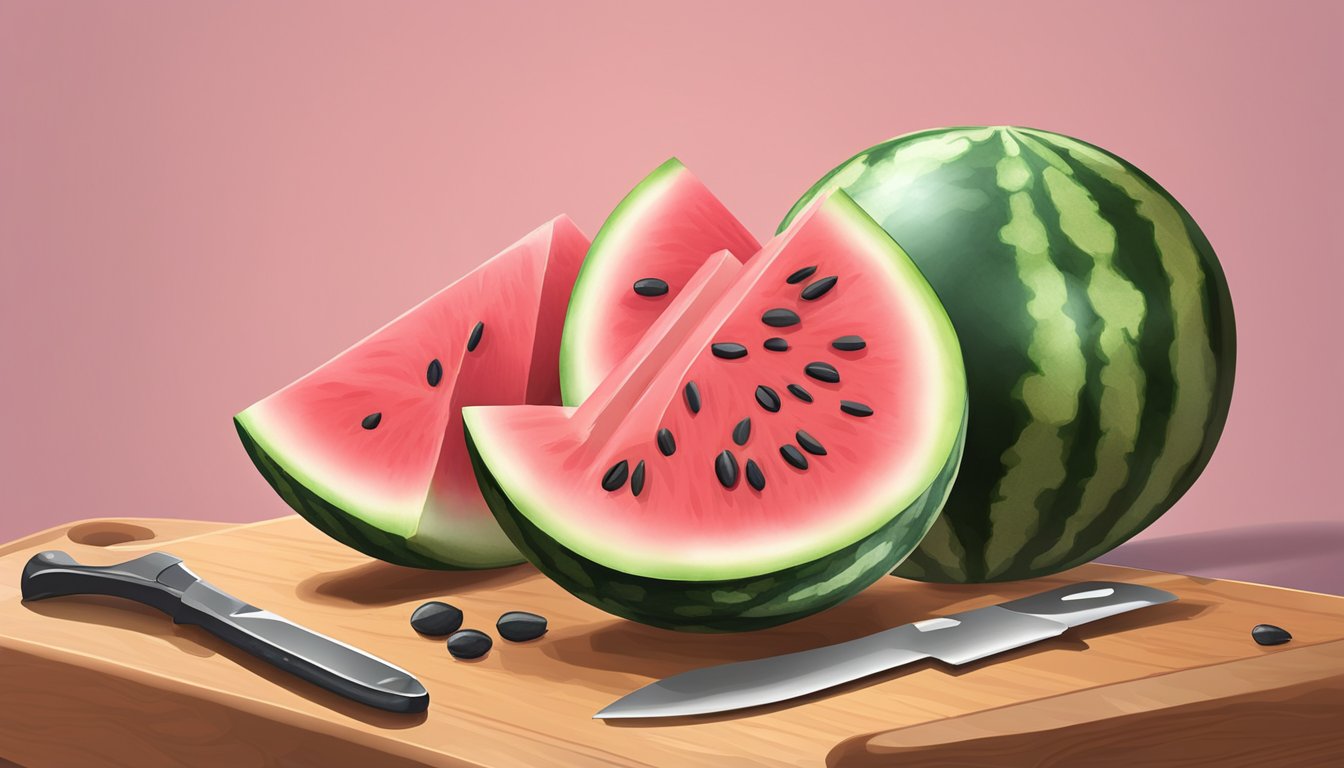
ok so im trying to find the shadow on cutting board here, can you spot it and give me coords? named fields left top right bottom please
left=296, top=559, right=535, bottom=607
left=23, top=596, right=428, bottom=729
left=548, top=598, right=1205, bottom=680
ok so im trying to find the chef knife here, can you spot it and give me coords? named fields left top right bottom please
left=20, top=549, right=428, bottom=714
left=595, top=580, right=1175, bottom=719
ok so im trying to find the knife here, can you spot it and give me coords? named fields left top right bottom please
left=20, top=550, right=429, bottom=714
left=595, top=580, right=1175, bottom=719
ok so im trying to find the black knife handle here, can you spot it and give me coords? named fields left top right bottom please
left=20, top=550, right=194, bottom=616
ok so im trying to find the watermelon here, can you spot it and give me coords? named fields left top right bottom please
left=464, top=191, right=967, bottom=631
left=235, top=217, right=590, bottom=569
left=560, top=158, right=760, bottom=405
left=783, top=126, right=1236, bottom=583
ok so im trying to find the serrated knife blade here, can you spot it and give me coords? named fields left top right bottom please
left=595, top=581, right=1175, bottom=719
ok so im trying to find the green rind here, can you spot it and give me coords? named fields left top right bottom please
left=783, top=126, right=1236, bottom=583
left=466, top=411, right=965, bottom=632
left=559, top=158, right=687, bottom=406
left=234, top=416, right=464, bottom=571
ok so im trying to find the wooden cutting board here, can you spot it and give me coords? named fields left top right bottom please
left=1, top=516, right=1341, bottom=768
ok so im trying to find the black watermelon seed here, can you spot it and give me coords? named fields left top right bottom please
left=633, top=278, right=669, bottom=297
left=497, top=611, right=548, bottom=642
left=780, top=444, right=809, bottom=470
left=466, top=321, right=485, bottom=352
left=630, top=460, right=646, bottom=497
left=410, top=601, right=463, bottom=636
left=426, top=358, right=444, bottom=387
left=840, top=400, right=874, bottom=417
left=800, top=275, right=838, bottom=301
left=1252, top=624, right=1292, bottom=646
left=656, top=428, right=676, bottom=456
left=601, top=460, right=629, bottom=491
left=832, top=335, right=866, bottom=351
left=715, top=450, right=739, bottom=488
left=447, top=629, right=492, bottom=659
left=361, top=412, right=382, bottom=430
left=796, top=430, right=827, bottom=456
left=761, top=308, right=801, bottom=328
left=712, top=342, right=748, bottom=360
left=684, top=381, right=702, bottom=413
left=763, top=337, right=790, bottom=352
left=732, top=417, right=751, bottom=446
left=786, top=265, right=817, bottom=284
left=745, top=459, right=765, bottom=491
left=787, top=383, right=813, bottom=403
left=805, top=361, right=840, bottom=383
left=755, top=385, right=781, bottom=413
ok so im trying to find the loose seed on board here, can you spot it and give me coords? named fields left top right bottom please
left=715, top=450, right=739, bottom=488
left=732, top=417, right=751, bottom=446
left=800, top=275, right=838, bottom=301
left=684, top=381, right=702, bottom=413
left=601, top=460, right=630, bottom=491
left=786, top=265, right=817, bottom=284
left=755, top=385, right=781, bottom=413
left=832, top=335, right=866, bottom=351
left=840, top=400, right=874, bottom=417
left=632, top=278, right=669, bottom=297
left=1252, top=624, right=1292, bottom=646
left=426, top=359, right=444, bottom=387
left=805, top=361, right=840, bottom=383
left=631, top=460, right=647, bottom=497
left=410, top=601, right=463, bottom=636
left=447, top=629, right=492, bottom=660
left=787, top=383, right=813, bottom=403
left=712, top=342, right=748, bottom=360
left=497, top=611, right=548, bottom=642
left=763, top=337, right=790, bottom=352
left=796, top=429, right=827, bottom=456
left=361, top=412, right=382, bottom=430
left=656, top=428, right=677, bottom=456
left=780, top=444, right=809, bottom=470
left=467, top=321, right=485, bottom=352
left=761, top=308, right=801, bottom=327
left=745, top=459, right=766, bottom=491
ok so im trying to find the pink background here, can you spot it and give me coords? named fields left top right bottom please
left=2, top=2, right=1340, bottom=593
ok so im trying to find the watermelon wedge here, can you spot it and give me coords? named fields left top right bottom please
left=559, top=158, right=760, bottom=405
left=236, top=217, right=590, bottom=569
left=465, top=193, right=966, bottom=631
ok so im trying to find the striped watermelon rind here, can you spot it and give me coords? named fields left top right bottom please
left=465, top=413, right=964, bottom=632
left=783, top=126, right=1236, bottom=583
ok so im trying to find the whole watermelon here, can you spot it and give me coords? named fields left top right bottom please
left=782, top=126, right=1235, bottom=583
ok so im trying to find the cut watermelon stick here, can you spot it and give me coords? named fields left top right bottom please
left=465, top=193, right=967, bottom=631
left=236, top=216, right=590, bottom=569
left=560, top=158, right=760, bottom=406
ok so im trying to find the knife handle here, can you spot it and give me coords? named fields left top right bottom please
left=20, top=550, right=195, bottom=616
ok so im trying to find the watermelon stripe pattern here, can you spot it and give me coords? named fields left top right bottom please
left=466, top=415, right=965, bottom=632
left=784, top=127, right=1235, bottom=582
left=235, top=420, right=451, bottom=570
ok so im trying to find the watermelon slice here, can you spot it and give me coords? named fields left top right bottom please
left=236, top=217, right=590, bottom=569
left=464, top=193, right=966, bottom=631
left=559, top=158, right=760, bottom=405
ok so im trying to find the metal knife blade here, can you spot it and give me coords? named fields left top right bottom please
left=595, top=581, right=1175, bottom=719
left=21, top=550, right=428, bottom=713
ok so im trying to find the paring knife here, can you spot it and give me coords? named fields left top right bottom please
left=595, top=581, right=1175, bottom=719
left=20, top=550, right=428, bottom=714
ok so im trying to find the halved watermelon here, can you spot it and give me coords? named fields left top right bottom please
left=236, top=217, right=590, bottom=569
left=465, top=193, right=966, bottom=631
left=559, top=158, right=760, bottom=405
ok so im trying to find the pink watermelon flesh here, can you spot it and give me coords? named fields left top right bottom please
left=235, top=216, right=590, bottom=569
left=465, top=193, right=966, bottom=620
left=560, top=158, right=760, bottom=405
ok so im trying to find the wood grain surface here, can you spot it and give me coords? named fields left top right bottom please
left=2, top=516, right=1342, bottom=767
